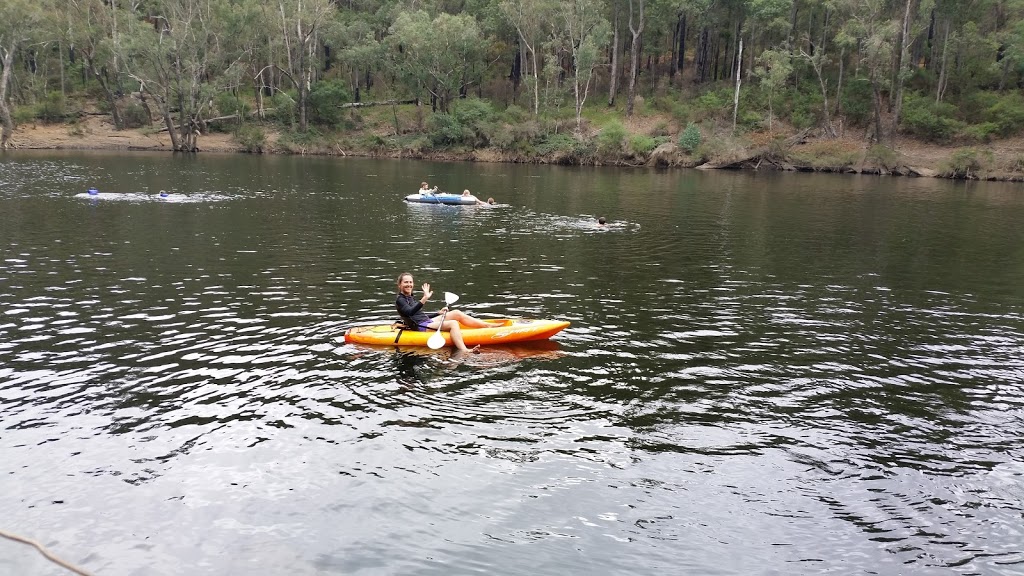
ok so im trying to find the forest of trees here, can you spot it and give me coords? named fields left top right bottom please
left=1, top=0, right=1023, bottom=163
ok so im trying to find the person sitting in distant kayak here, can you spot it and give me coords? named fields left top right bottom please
left=419, top=182, right=438, bottom=194
left=395, top=272, right=499, bottom=352
left=462, top=189, right=472, bottom=196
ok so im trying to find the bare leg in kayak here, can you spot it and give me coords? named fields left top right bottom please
left=441, top=309, right=503, bottom=329
left=429, top=318, right=479, bottom=353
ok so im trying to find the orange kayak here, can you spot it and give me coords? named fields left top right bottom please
left=344, top=318, right=570, bottom=347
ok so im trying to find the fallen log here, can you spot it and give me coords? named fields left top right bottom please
left=339, top=98, right=419, bottom=109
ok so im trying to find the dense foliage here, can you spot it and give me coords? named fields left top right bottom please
left=1, top=0, right=1023, bottom=158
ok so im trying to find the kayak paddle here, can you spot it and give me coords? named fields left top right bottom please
left=427, top=292, right=460, bottom=349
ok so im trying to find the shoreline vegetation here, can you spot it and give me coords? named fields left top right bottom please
left=3, top=1, right=1024, bottom=183
left=9, top=106, right=1024, bottom=183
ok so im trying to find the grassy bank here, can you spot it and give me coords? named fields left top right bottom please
left=8, top=95, right=1024, bottom=183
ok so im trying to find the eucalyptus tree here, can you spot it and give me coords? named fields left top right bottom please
left=217, top=0, right=275, bottom=117
left=273, top=0, right=335, bottom=131
left=754, top=47, right=791, bottom=130
left=119, top=0, right=240, bottom=151
left=387, top=10, right=485, bottom=113
left=499, top=0, right=556, bottom=114
left=890, top=0, right=929, bottom=137
left=0, top=0, right=44, bottom=149
left=554, top=0, right=611, bottom=133
left=995, top=1, right=1024, bottom=91
left=624, top=0, right=645, bottom=116
left=835, top=0, right=896, bottom=142
left=61, top=0, right=132, bottom=129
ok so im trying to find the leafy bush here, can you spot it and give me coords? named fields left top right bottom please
left=679, top=123, right=701, bottom=153
left=121, top=101, right=151, bottom=129
left=985, top=92, right=1024, bottom=136
left=629, top=134, right=657, bottom=157
left=427, top=113, right=466, bottom=146
left=427, top=99, right=496, bottom=147
left=695, top=90, right=728, bottom=120
left=269, top=91, right=297, bottom=127
left=961, top=122, right=1000, bottom=143
left=535, top=133, right=576, bottom=156
left=739, top=110, right=763, bottom=131
left=865, top=144, right=898, bottom=168
left=13, top=105, right=35, bottom=124
left=308, top=79, right=350, bottom=128
left=234, top=124, right=266, bottom=153
left=453, top=98, right=496, bottom=145
left=787, top=140, right=860, bottom=169
left=596, top=120, right=626, bottom=155
left=901, top=93, right=964, bottom=142
left=37, top=91, right=67, bottom=123
left=942, top=147, right=988, bottom=178
left=841, top=79, right=875, bottom=126
left=500, top=104, right=529, bottom=124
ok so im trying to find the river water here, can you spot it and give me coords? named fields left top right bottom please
left=1, top=151, right=1023, bottom=575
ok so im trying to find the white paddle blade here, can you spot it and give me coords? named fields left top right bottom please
left=427, top=331, right=446, bottom=349
left=445, top=292, right=459, bottom=305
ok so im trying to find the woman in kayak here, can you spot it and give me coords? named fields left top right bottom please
left=395, top=272, right=498, bottom=352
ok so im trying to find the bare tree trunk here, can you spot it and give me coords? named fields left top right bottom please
left=871, top=72, right=884, bottom=143
left=890, top=0, right=913, bottom=136
left=0, top=41, right=15, bottom=150
left=732, top=38, right=742, bottom=133
left=625, top=0, right=644, bottom=116
left=88, top=57, right=124, bottom=130
left=608, top=8, right=619, bottom=106
left=675, top=13, right=686, bottom=82
left=936, top=19, right=950, bottom=103
left=162, top=103, right=181, bottom=151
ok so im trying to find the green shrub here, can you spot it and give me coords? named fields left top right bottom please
left=491, top=118, right=540, bottom=152
left=427, top=113, right=467, bottom=146
left=629, top=134, right=657, bottom=157
left=501, top=104, right=529, bottom=124
left=739, top=110, right=763, bottom=131
left=695, top=90, right=728, bottom=119
left=841, top=79, right=875, bottom=126
left=596, top=120, right=626, bottom=154
left=942, top=147, right=987, bottom=178
left=37, top=91, right=67, bottom=123
left=452, top=98, right=496, bottom=146
left=961, top=122, right=1000, bottom=143
left=679, top=123, right=701, bottom=153
left=901, top=93, right=964, bottom=142
left=121, top=101, right=151, bottom=129
left=865, top=144, right=898, bottom=168
left=13, top=105, right=35, bottom=124
left=359, top=133, right=392, bottom=154
left=269, top=91, right=297, bottom=127
left=985, top=92, right=1024, bottom=136
left=535, top=133, right=578, bottom=156
left=234, top=124, right=266, bottom=153
left=308, top=79, right=350, bottom=128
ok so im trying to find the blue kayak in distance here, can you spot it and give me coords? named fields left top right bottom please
left=404, top=192, right=478, bottom=206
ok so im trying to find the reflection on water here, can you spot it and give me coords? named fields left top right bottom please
left=1, top=153, right=1023, bottom=575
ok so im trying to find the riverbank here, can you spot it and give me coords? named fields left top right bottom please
left=7, top=111, right=1024, bottom=182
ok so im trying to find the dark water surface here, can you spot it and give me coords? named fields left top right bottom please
left=2, top=151, right=1023, bottom=575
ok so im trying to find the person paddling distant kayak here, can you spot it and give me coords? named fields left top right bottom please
left=419, top=182, right=438, bottom=193
left=395, top=272, right=499, bottom=352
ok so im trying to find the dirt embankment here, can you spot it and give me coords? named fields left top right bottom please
left=6, top=112, right=1024, bottom=182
